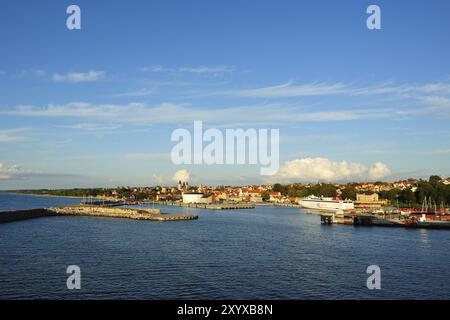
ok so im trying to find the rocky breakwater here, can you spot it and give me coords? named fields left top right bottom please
left=48, top=205, right=198, bottom=221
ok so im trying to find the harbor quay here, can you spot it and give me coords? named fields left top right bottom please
left=0, top=205, right=198, bottom=224
left=153, top=201, right=255, bottom=210
left=319, top=211, right=450, bottom=229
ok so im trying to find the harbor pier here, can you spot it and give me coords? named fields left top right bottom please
left=156, top=201, right=255, bottom=210
left=0, top=205, right=198, bottom=223
left=320, top=212, right=450, bottom=229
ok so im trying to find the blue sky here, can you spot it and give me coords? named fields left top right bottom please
left=1, top=0, right=450, bottom=188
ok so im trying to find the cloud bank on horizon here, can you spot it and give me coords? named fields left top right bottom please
left=272, top=158, right=391, bottom=183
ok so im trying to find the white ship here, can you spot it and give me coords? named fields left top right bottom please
left=298, top=195, right=354, bottom=212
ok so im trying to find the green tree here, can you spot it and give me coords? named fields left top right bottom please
left=272, top=183, right=287, bottom=196
left=398, top=189, right=416, bottom=205
left=341, top=187, right=356, bottom=200
left=429, top=175, right=442, bottom=187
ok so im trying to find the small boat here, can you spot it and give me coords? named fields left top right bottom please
left=405, top=216, right=450, bottom=229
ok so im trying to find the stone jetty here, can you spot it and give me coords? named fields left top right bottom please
left=0, top=208, right=56, bottom=223
left=0, top=205, right=198, bottom=223
left=49, top=205, right=198, bottom=221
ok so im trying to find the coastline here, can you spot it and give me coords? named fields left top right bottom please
left=1, top=192, right=295, bottom=207
left=0, top=191, right=90, bottom=200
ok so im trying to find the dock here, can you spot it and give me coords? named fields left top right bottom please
left=0, top=205, right=198, bottom=223
left=273, top=203, right=301, bottom=208
left=320, top=212, right=450, bottom=229
left=205, top=204, right=255, bottom=210
left=156, top=201, right=255, bottom=210
left=353, top=215, right=405, bottom=227
left=320, top=213, right=353, bottom=225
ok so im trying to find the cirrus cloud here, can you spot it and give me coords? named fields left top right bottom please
left=0, top=128, right=31, bottom=142
left=1, top=101, right=390, bottom=124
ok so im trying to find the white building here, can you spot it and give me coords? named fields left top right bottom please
left=182, top=192, right=212, bottom=204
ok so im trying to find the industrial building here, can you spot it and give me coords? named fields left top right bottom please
left=182, top=192, right=213, bottom=204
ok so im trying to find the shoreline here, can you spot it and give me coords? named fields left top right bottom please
left=0, top=191, right=90, bottom=200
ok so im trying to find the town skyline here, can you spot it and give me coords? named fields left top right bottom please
left=10, top=175, right=450, bottom=213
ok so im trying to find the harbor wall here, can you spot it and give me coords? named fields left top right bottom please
left=1, top=205, right=198, bottom=223
left=48, top=205, right=161, bottom=219
left=49, top=205, right=197, bottom=221
left=0, top=208, right=55, bottom=223
left=159, top=201, right=255, bottom=210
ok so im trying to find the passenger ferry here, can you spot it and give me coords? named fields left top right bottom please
left=298, top=195, right=354, bottom=212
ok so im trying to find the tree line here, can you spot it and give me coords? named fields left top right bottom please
left=270, top=175, right=450, bottom=207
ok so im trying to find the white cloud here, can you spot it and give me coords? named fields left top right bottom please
left=112, top=88, right=154, bottom=98
left=212, top=80, right=450, bottom=100
left=0, top=128, right=30, bottom=142
left=1, top=101, right=390, bottom=124
left=52, top=70, right=105, bottom=83
left=173, top=169, right=190, bottom=183
left=421, top=83, right=450, bottom=95
left=214, top=80, right=408, bottom=98
left=414, top=96, right=450, bottom=118
left=179, top=66, right=234, bottom=74
left=4, top=78, right=450, bottom=125
left=0, top=162, right=23, bottom=180
left=422, top=96, right=450, bottom=108
left=4, top=102, right=137, bottom=118
left=272, top=157, right=391, bottom=182
left=353, top=81, right=450, bottom=98
left=140, top=65, right=234, bottom=75
left=0, top=162, right=88, bottom=183
left=56, top=123, right=121, bottom=132
left=140, top=65, right=174, bottom=73
left=231, top=81, right=349, bottom=98
left=368, top=162, right=391, bottom=180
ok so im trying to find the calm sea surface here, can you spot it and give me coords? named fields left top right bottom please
left=0, top=192, right=449, bottom=299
